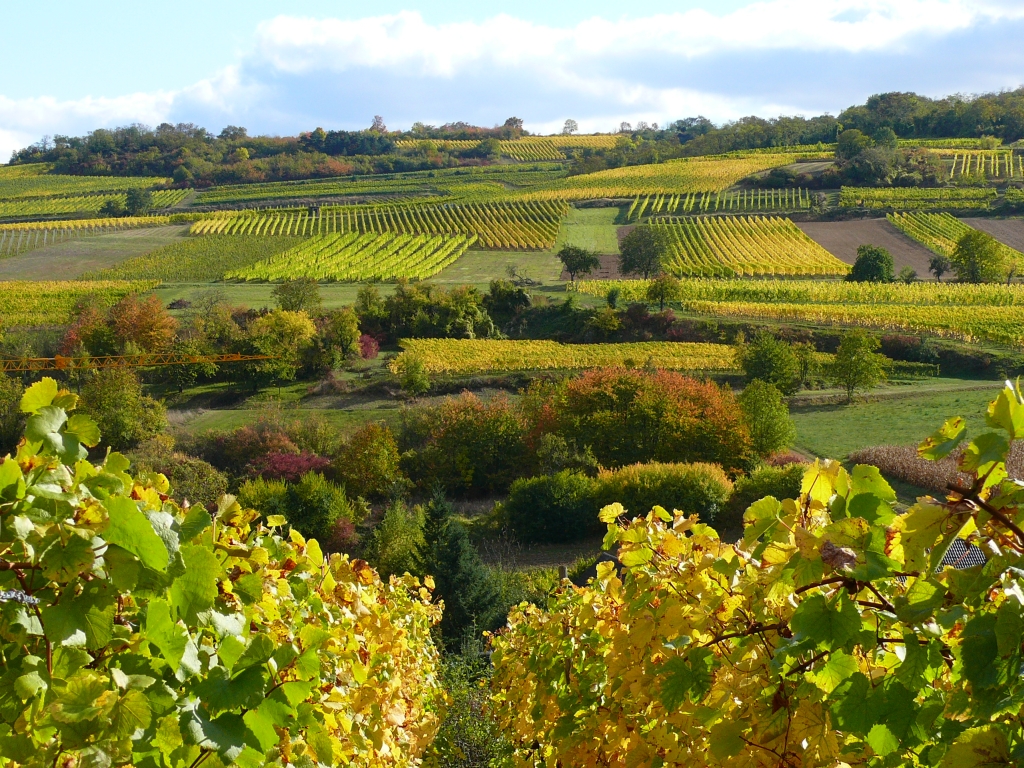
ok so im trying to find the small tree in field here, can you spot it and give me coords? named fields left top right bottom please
left=273, top=277, right=323, bottom=314
left=645, top=273, right=682, bottom=311
left=828, top=329, right=888, bottom=402
left=562, top=119, right=579, bottom=135
left=951, top=230, right=1005, bottom=283
left=557, top=245, right=600, bottom=284
left=124, top=187, right=153, bottom=216
left=846, top=244, right=894, bottom=283
left=619, top=227, right=665, bottom=279
left=737, top=331, right=800, bottom=395
left=739, top=380, right=796, bottom=458
left=929, top=253, right=951, bottom=281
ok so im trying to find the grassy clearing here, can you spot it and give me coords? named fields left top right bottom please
left=431, top=248, right=563, bottom=286
left=791, top=382, right=1001, bottom=459
left=552, top=207, right=621, bottom=253
left=154, top=282, right=399, bottom=311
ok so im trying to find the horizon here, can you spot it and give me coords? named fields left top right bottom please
left=2, top=0, right=1024, bottom=160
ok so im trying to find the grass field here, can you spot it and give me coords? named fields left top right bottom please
left=0, top=225, right=190, bottom=281
left=154, top=282, right=398, bottom=310
left=791, top=381, right=1001, bottom=458
left=551, top=207, right=620, bottom=253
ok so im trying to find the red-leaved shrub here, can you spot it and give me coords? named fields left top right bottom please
left=359, top=334, right=380, bottom=359
left=248, top=451, right=331, bottom=482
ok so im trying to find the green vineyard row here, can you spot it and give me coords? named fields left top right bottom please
left=0, top=280, right=159, bottom=327
left=626, top=188, right=812, bottom=220
left=225, top=232, right=474, bottom=282
left=887, top=211, right=1024, bottom=266
left=0, top=189, right=188, bottom=219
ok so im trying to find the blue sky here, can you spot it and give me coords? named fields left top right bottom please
left=2, top=0, right=1023, bottom=159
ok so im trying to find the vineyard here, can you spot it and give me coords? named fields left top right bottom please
left=0, top=215, right=173, bottom=257
left=943, top=150, right=1022, bottom=179
left=0, top=280, right=158, bottom=326
left=394, top=135, right=620, bottom=161
left=225, top=232, right=475, bottom=282
left=191, top=200, right=568, bottom=249
left=389, top=339, right=738, bottom=374
left=898, top=137, right=1002, bottom=149
left=85, top=235, right=304, bottom=281
left=647, top=217, right=849, bottom=277
left=519, top=154, right=813, bottom=201
left=626, top=188, right=811, bottom=220
left=888, top=211, right=1024, bottom=267
left=0, top=163, right=169, bottom=200
left=571, top=277, right=1024, bottom=306
left=0, top=188, right=188, bottom=219
left=839, top=186, right=998, bottom=210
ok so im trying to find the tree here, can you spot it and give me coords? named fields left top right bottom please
left=0, top=372, right=24, bottom=454
left=828, top=329, right=888, bottom=402
left=484, top=279, right=531, bottom=327
left=246, top=309, right=317, bottom=384
left=365, top=500, right=426, bottom=580
left=80, top=367, right=167, bottom=449
left=951, top=229, right=1005, bottom=283
left=415, top=490, right=503, bottom=648
left=502, top=117, right=524, bottom=139
left=394, top=352, right=431, bottom=396
left=124, top=187, right=153, bottom=216
left=645, top=273, right=682, bottom=311
left=847, top=244, right=894, bottom=283
left=872, top=126, right=899, bottom=149
left=736, top=331, right=800, bottom=395
left=109, top=292, right=177, bottom=351
left=562, top=119, right=579, bottom=135
left=371, top=115, right=388, bottom=133
left=619, top=226, right=665, bottom=279
left=738, top=380, right=796, bottom=458
left=619, top=122, right=632, bottom=133
left=273, top=277, right=323, bottom=314
left=929, top=253, right=951, bottom=281
left=557, top=245, right=600, bottom=284
left=321, top=306, right=361, bottom=359
left=897, top=266, right=918, bottom=283
left=336, top=421, right=405, bottom=499
left=836, top=128, right=873, bottom=159
left=99, top=197, right=126, bottom=217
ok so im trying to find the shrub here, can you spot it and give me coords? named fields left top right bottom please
left=359, top=333, right=380, bottom=359
left=952, top=229, right=1006, bottom=283
left=189, top=422, right=299, bottom=477
left=739, top=380, right=797, bottom=458
left=505, top=470, right=599, bottom=544
left=718, top=463, right=805, bottom=533
left=286, top=471, right=360, bottom=546
left=247, top=450, right=331, bottom=482
left=0, top=372, right=25, bottom=454
left=0, top=378, right=443, bottom=768
left=336, top=421, right=405, bottom=499
left=847, top=244, right=894, bottom=283
left=593, top=461, right=733, bottom=524
left=527, top=368, right=753, bottom=473
left=79, top=367, right=167, bottom=449
left=401, top=392, right=530, bottom=495
left=365, top=500, right=426, bottom=579
left=395, top=352, right=431, bottom=396
left=237, top=475, right=288, bottom=516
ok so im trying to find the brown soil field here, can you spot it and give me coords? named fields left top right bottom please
left=796, top=219, right=936, bottom=276
left=962, top=218, right=1024, bottom=252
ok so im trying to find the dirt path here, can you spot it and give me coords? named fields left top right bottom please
left=796, top=218, right=936, bottom=276
left=962, top=218, right=1024, bottom=252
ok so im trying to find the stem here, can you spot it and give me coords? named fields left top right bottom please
left=705, top=622, right=787, bottom=646
left=187, top=750, right=212, bottom=768
left=793, top=576, right=847, bottom=595
left=948, top=482, right=1024, bottom=550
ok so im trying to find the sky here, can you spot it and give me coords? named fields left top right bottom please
left=2, top=0, right=1024, bottom=160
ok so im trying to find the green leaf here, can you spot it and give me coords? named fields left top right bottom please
left=919, top=416, right=966, bottom=461
left=960, top=432, right=1010, bottom=475
left=810, top=650, right=858, bottom=693
left=20, top=378, right=58, bottom=414
left=217, top=635, right=246, bottom=673
left=940, top=726, right=1011, bottom=768
left=743, top=496, right=783, bottom=544
left=195, top=666, right=268, bottom=714
left=709, top=720, right=746, bottom=760
left=867, top=723, right=900, bottom=757
left=51, top=672, right=109, bottom=723
left=42, top=583, right=115, bottom=649
left=0, top=458, right=25, bottom=498
left=24, top=405, right=69, bottom=455
left=960, top=614, right=1000, bottom=689
left=178, top=506, right=212, bottom=544
left=181, top=704, right=247, bottom=761
left=170, top=544, right=221, bottom=623
left=848, top=493, right=896, bottom=526
left=104, top=496, right=169, bottom=572
left=598, top=503, right=624, bottom=524
left=40, top=533, right=95, bottom=581
left=619, top=546, right=653, bottom=567
left=233, top=573, right=264, bottom=606
left=659, top=649, right=713, bottom=710
left=895, top=634, right=929, bottom=687
left=234, top=633, right=275, bottom=672
left=850, top=465, right=896, bottom=502
left=110, top=689, right=152, bottom=739
left=14, top=672, right=46, bottom=702
left=832, top=673, right=876, bottom=734
left=66, top=413, right=100, bottom=448
left=791, top=594, right=861, bottom=649
left=995, top=600, right=1024, bottom=657
left=144, top=599, right=189, bottom=671
left=894, top=578, right=945, bottom=624
left=986, top=386, right=1024, bottom=440
left=243, top=698, right=292, bottom=752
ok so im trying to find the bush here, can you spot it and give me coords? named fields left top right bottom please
left=401, top=392, right=529, bottom=495
left=395, top=352, right=431, bottom=396
left=593, top=461, right=733, bottom=524
left=336, top=421, right=405, bottom=499
left=79, top=367, right=167, bottom=449
left=130, top=438, right=229, bottom=508
left=718, top=463, right=805, bottom=533
left=527, top=368, right=752, bottom=473
left=952, top=229, right=1006, bottom=283
left=286, top=471, right=361, bottom=546
left=505, top=470, right=599, bottom=544
left=739, top=380, right=797, bottom=458
left=237, top=475, right=288, bottom=516
left=365, top=500, right=426, bottom=579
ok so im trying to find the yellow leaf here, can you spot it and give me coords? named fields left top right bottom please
left=599, top=503, right=626, bottom=524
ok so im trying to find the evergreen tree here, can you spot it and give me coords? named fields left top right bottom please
left=415, top=489, right=503, bottom=648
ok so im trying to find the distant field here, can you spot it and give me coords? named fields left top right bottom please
left=963, top=218, right=1024, bottom=252
left=551, top=207, right=620, bottom=253
left=796, top=218, right=935, bottom=275
left=0, top=225, right=190, bottom=281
